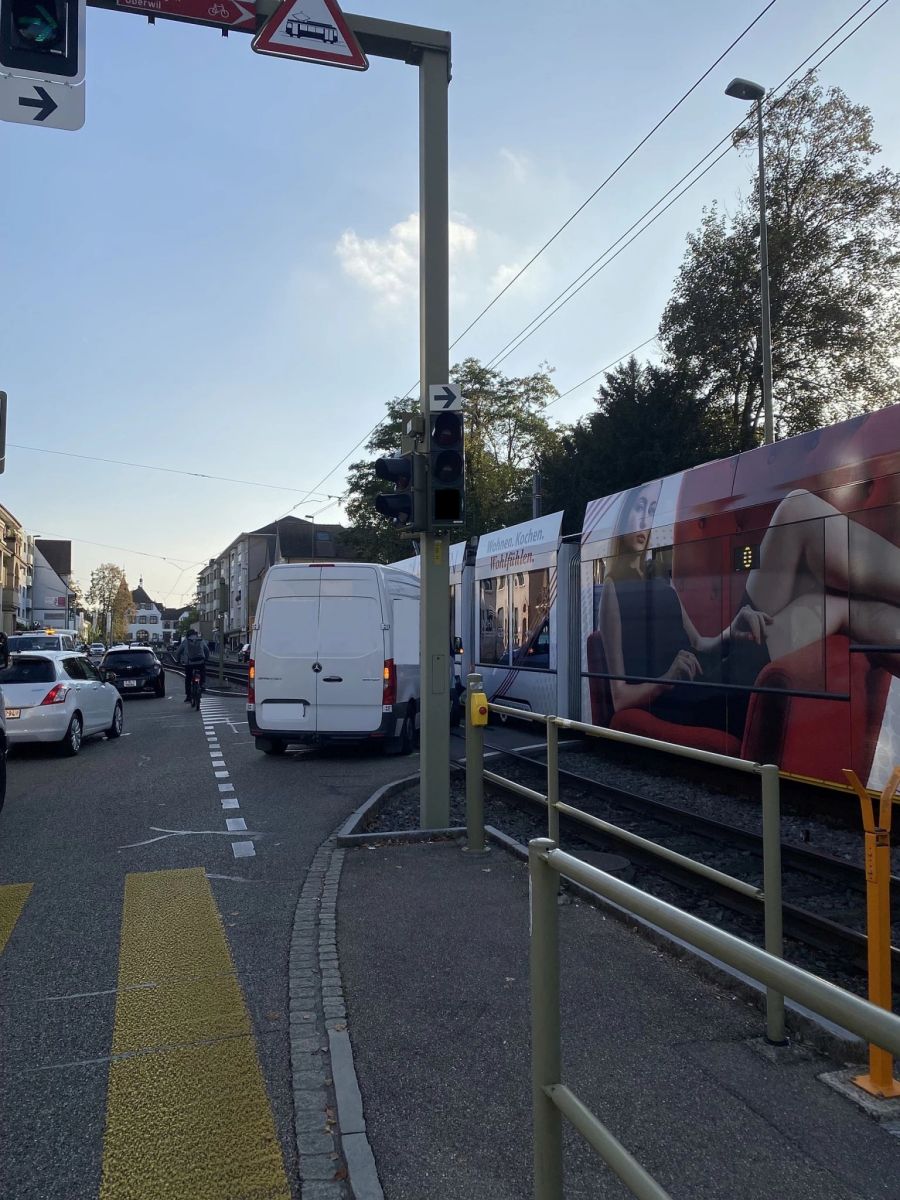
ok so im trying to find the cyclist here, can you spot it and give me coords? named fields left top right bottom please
left=176, top=629, right=209, bottom=703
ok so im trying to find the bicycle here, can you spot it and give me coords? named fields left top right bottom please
left=190, top=666, right=204, bottom=710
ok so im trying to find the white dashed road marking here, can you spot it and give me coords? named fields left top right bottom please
left=226, top=818, right=247, bottom=832
left=231, top=841, right=256, bottom=859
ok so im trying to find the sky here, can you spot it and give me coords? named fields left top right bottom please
left=2, top=0, right=899, bottom=608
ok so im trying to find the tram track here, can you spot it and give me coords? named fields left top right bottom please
left=449, top=735, right=900, bottom=991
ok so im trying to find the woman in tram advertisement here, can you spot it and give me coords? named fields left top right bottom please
left=593, top=471, right=900, bottom=762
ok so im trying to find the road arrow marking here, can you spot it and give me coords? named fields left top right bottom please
left=18, top=86, right=57, bottom=122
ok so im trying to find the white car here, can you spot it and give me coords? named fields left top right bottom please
left=89, top=642, right=106, bottom=661
left=1, top=652, right=124, bottom=755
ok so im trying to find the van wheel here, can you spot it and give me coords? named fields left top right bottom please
left=256, top=737, right=286, bottom=756
left=385, top=714, right=414, bottom=757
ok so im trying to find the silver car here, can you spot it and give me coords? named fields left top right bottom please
left=1, top=652, right=124, bottom=755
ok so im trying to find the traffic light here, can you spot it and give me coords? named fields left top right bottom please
left=429, top=409, right=465, bottom=529
left=0, top=0, right=84, bottom=81
left=374, top=451, right=426, bottom=531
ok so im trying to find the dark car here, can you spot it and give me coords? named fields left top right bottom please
left=101, top=647, right=166, bottom=698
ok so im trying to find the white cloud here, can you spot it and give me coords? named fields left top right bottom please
left=335, top=213, right=477, bottom=308
left=499, top=147, right=530, bottom=184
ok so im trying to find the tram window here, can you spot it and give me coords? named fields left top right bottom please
left=479, top=576, right=508, bottom=664
left=513, top=568, right=551, bottom=667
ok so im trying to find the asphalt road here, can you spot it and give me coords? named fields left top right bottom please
left=0, top=674, right=408, bottom=1200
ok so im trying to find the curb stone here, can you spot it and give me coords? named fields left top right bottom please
left=289, top=828, right=384, bottom=1200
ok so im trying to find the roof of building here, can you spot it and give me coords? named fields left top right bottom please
left=131, top=586, right=156, bottom=608
left=161, top=607, right=183, bottom=621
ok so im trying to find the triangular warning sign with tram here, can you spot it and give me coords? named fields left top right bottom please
left=252, top=0, right=368, bottom=70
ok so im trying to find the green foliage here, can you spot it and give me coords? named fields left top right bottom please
left=660, top=75, right=900, bottom=448
left=540, top=358, right=731, bottom=532
left=87, top=563, right=127, bottom=639
left=343, top=358, right=561, bottom=561
left=178, top=607, right=201, bottom=636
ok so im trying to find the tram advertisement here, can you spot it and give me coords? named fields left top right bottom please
left=580, top=404, right=900, bottom=793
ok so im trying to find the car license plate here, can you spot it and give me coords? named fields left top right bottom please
left=5, top=708, right=20, bottom=719
left=123, top=680, right=137, bottom=688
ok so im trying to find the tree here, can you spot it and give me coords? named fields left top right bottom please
left=87, top=564, right=127, bottom=641
left=111, top=578, right=134, bottom=644
left=540, top=358, right=731, bottom=532
left=343, top=358, right=561, bottom=561
left=178, top=607, right=200, bottom=636
left=659, top=75, right=900, bottom=448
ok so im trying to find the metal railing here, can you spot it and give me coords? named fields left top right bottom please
left=529, top=838, right=900, bottom=1200
left=464, top=674, right=786, bottom=1043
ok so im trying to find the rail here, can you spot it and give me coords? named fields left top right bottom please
left=465, top=674, right=786, bottom=1043
left=528, top=837, right=900, bottom=1200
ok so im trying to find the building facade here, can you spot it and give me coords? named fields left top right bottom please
left=128, top=581, right=163, bottom=644
left=0, top=505, right=32, bottom=634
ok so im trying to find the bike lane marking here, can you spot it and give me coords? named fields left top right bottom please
left=0, top=884, right=33, bottom=957
left=99, top=867, right=290, bottom=1200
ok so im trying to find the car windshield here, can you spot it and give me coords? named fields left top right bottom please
left=8, top=636, right=64, bottom=652
left=104, top=651, right=155, bottom=668
left=0, top=657, right=57, bottom=684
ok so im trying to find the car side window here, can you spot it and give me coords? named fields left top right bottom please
left=62, top=657, right=88, bottom=680
left=82, top=660, right=102, bottom=682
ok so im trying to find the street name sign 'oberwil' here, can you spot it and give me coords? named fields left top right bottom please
left=252, top=0, right=367, bottom=70
left=115, top=0, right=255, bottom=32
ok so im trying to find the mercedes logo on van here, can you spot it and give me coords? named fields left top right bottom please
left=312, top=662, right=322, bottom=673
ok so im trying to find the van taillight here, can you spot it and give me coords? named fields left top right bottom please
left=248, top=660, right=255, bottom=705
left=382, top=659, right=397, bottom=706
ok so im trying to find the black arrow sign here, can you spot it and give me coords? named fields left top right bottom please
left=435, top=385, right=459, bottom=409
left=18, top=86, right=57, bottom=123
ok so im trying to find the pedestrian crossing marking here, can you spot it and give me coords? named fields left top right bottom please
left=0, top=883, right=33, bottom=957
left=99, top=867, right=290, bottom=1200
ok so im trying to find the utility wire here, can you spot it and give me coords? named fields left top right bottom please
left=30, top=531, right=206, bottom=566
left=448, top=0, right=782, bottom=352
left=265, top=4, right=782, bottom=514
left=8, top=443, right=340, bottom=500
left=483, top=0, right=888, bottom=372
left=262, top=0, right=887, bottom=517
left=547, top=337, right=659, bottom=409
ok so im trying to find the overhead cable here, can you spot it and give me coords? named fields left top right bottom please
left=483, top=0, right=889, bottom=371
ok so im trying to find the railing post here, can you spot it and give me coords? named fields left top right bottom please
left=546, top=717, right=559, bottom=845
left=761, top=763, right=787, bottom=1044
left=529, top=838, right=563, bottom=1200
left=844, top=766, right=900, bottom=1098
left=465, top=672, right=485, bottom=853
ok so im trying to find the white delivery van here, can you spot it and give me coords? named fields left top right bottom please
left=248, top=563, right=420, bottom=756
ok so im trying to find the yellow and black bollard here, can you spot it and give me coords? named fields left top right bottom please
left=843, top=766, right=900, bottom=1099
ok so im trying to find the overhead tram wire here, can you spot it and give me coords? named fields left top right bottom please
left=481, top=0, right=890, bottom=373
left=252, top=3, right=784, bottom=519
left=548, top=336, right=659, bottom=410
left=447, top=0, right=782, bottom=353
left=249, top=0, right=888, bottom=526
left=8, top=443, right=340, bottom=501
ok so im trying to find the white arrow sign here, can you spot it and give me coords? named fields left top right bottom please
left=0, top=75, right=84, bottom=131
left=428, top=383, right=463, bottom=412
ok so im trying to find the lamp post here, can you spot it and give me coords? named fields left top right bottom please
left=726, top=76, right=774, bottom=446
left=305, top=513, right=315, bottom=562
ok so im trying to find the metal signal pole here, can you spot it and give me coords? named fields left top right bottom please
left=417, top=44, right=451, bottom=829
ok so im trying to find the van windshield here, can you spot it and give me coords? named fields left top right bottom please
left=8, top=636, right=65, bottom=652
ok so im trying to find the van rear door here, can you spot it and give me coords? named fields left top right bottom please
left=256, top=569, right=321, bottom=733
left=316, top=567, right=386, bottom=734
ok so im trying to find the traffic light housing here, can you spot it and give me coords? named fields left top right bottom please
left=429, top=410, right=465, bottom=529
left=374, top=451, right=425, bottom=531
left=0, top=0, right=84, bottom=82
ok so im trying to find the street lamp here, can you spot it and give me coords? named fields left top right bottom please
left=726, top=76, right=774, bottom=446
left=305, top=514, right=316, bottom=562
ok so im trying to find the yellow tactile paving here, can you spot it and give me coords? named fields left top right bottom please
left=0, top=883, right=32, bottom=956
left=100, top=867, right=290, bottom=1200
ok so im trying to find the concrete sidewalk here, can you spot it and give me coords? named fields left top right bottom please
left=336, top=839, right=899, bottom=1200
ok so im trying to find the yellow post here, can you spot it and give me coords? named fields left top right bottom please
left=843, top=766, right=900, bottom=1099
